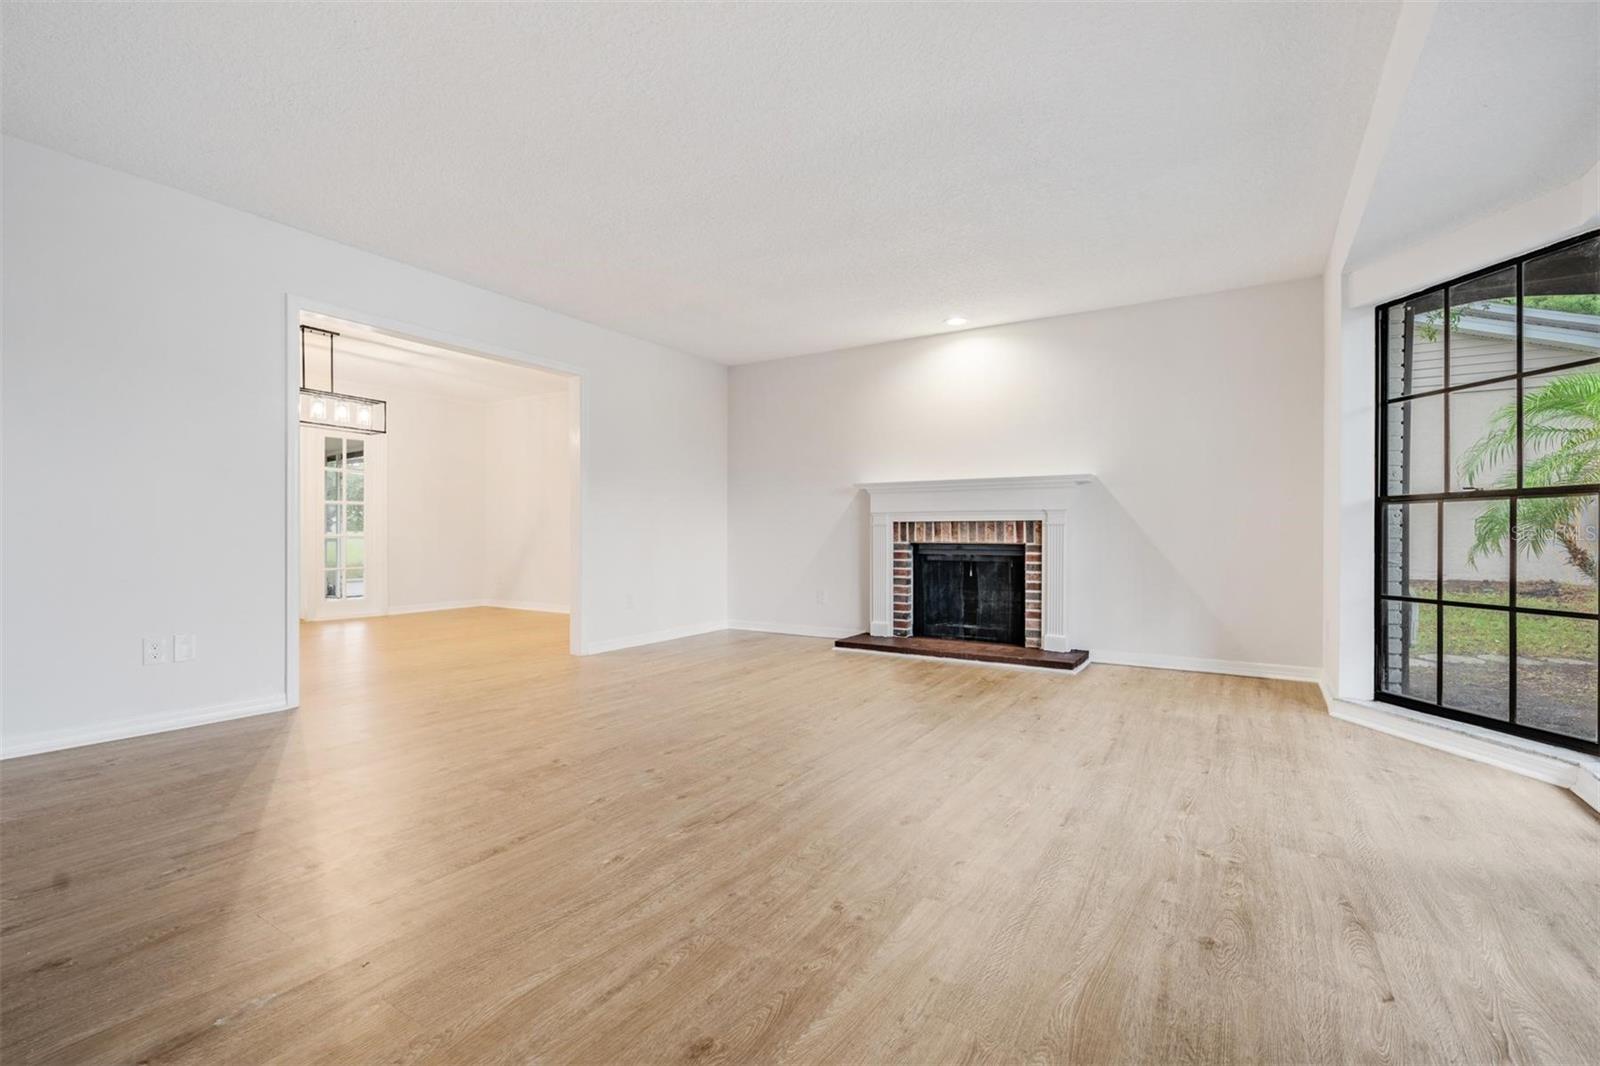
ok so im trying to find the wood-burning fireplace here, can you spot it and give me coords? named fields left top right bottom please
left=848, top=475, right=1095, bottom=665
left=912, top=542, right=1025, bottom=645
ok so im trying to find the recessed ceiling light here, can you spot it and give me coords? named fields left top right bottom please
left=944, top=316, right=969, bottom=327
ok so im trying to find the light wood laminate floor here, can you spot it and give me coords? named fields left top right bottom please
left=2, top=608, right=1597, bottom=1064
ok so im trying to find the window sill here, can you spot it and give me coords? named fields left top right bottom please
left=1324, top=691, right=1600, bottom=814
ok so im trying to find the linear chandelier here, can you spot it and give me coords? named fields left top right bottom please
left=299, top=326, right=387, bottom=434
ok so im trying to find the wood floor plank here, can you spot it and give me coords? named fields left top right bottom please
left=2, top=609, right=1596, bottom=1064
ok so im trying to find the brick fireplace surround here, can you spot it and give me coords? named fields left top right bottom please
left=858, top=475, right=1094, bottom=655
left=893, top=520, right=1043, bottom=647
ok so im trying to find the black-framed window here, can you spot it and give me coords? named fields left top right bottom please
left=1376, top=229, right=1600, bottom=754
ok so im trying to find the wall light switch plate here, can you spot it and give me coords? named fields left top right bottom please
left=143, top=636, right=170, bottom=666
left=174, top=634, right=197, bottom=662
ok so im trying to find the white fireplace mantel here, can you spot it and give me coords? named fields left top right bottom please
left=858, top=475, right=1095, bottom=653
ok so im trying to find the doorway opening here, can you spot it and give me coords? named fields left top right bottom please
left=288, top=307, right=581, bottom=703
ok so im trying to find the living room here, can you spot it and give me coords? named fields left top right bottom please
left=1, top=3, right=1596, bottom=1062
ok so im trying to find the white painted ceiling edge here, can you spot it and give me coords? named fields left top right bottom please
left=1346, top=0, right=1600, bottom=266
left=2, top=2, right=1401, bottom=364
left=1324, top=1, right=1440, bottom=284
left=2, top=3, right=1592, bottom=365
left=1346, top=164, right=1600, bottom=310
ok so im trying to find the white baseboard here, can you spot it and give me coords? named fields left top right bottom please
left=384, top=599, right=483, bottom=616
left=385, top=599, right=570, bottom=617
left=1573, top=764, right=1600, bottom=814
left=581, top=620, right=728, bottom=656
left=485, top=599, right=569, bottom=614
left=1091, top=649, right=1322, bottom=683
left=1, top=694, right=291, bottom=761
left=728, top=619, right=864, bottom=640
left=1327, top=696, right=1600, bottom=814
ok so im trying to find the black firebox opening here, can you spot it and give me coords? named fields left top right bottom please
left=912, top=543, right=1025, bottom=646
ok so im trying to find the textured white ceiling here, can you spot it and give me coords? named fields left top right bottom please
left=4, top=3, right=1399, bottom=363
left=1348, top=1, right=1600, bottom=268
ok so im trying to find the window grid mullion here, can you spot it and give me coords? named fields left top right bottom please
left=1375, top=228, right=1600, bottom=755
left=1510, top=261, right=1523, bottom=723
left=1434, top=499, right=1444, bottom=708
left=1440, top=281, right=1452, bottom=710
left=1375, top=307, right=1388, bottom=699
left=1382, top=354, right=1600, bottom=406
left=1381, top=482, right=1600, bottom=505
left=1380, top=594, right=1598, bottom=620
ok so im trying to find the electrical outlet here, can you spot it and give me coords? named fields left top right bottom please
left=142, top=636, right=170, bottom=666
left=174, top=633, right=197, bottom=663
left=816, top=589, right=827, bottom=605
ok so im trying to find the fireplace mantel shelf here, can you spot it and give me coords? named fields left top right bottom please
left=857, top=474, right=1096, bottom=520
left=856, top=474, right=1095, bottom=494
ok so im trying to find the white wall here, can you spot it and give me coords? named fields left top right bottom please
left=1315, top=0, right=1437, bottom=704
left=314, top=365, right=574, bottom=615
left=330, top=366, right=490, bottom=612
left=728, top=278, right=1325, bottom=675
left=1323, top=278, right=1378, bottom=701
left=2, top=137, right=727, bottom=757
left=485, top=389, right=574, bottom=611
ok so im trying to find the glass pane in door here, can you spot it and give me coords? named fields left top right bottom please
left=317, top=434, right=372, bottom=601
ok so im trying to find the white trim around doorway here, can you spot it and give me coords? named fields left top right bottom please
left=283, top=295, right=588, bottom=709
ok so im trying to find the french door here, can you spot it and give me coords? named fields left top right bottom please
left=301, top=428, right=387, bottom=620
